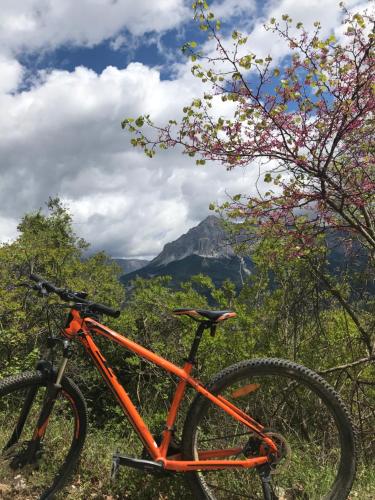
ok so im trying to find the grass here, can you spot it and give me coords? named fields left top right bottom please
left=0, top=407, right=374, bottom=499
left=58, top=428, right=190, bottom=500
left=62, top=428, right=375, bottom=499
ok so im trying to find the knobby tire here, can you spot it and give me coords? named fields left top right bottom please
left=0, top=371, right=87, bottom=500
left=182, top=358, right=356, bottom=500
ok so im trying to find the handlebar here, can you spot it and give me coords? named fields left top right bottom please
left=29, top=273, right=121, bottom=318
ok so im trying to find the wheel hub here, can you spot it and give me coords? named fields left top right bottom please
left=264, top=431, right=291, bottom=472
left=243, top=431, right=291, bottom=472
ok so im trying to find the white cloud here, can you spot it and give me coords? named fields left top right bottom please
left=0, top=60, right=259, bottom=257
left=0, top=0, right=368, bottom=258
left=210, top=0, right=370, bottom=63
left=0, top=56, right=23, bottom=93
left=0, top=215, right=18, bottom=243
left=211, top=0, right=257, bottom=20
left=0, top=0, right=189, bottom=55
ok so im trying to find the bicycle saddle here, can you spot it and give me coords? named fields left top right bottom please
left=173, top=308, right=237, bottom=322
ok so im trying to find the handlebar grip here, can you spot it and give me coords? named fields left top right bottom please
left=30, top=273, right=58, bottom=292
left=29, top=274, right=120, bottom=317
left=90, top=303, right=121, bottom=318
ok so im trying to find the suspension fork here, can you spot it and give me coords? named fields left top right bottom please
left=4, top=384, right=39, bottom=451
left=5, top=358, right=55, bottom=451
left=19, top=341, right=72, bottom=465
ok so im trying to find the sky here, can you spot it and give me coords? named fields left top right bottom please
left=0, top=0, right=369, bottom=259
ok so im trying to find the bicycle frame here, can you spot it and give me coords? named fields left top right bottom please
left=64, top=309, right=277, bottom=472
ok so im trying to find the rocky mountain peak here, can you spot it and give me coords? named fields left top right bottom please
left=150, top=215, right=234, bottom=268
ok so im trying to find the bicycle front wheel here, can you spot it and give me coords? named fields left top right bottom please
left=0, top=371, right=88, bottom=500
left=182, top=358, right=356, bottom=499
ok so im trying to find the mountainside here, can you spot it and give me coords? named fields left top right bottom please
left=114, top=258, right=149, bottom=274
left=120, top=216, right=252, bottom=288
left=119, top=216, right=372, bottom=294
left=150, top=215, right=235, bottom=267
left=122, top=254, right=253, bottom=288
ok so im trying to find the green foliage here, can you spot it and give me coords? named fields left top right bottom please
left=0, top=198, right=123, bottom=376
left=0, top=200, right=373, bottom=494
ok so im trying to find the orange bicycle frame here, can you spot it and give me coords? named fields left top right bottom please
left=64, top=309, right=277, bottom=472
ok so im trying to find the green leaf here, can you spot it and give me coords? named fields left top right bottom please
left=353, top=13, right=365, bottom=28
left=327, top=34, right=336, bottom=44
left=264, top=173, right=272, bottom=183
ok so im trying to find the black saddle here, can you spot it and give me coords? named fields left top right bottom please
left=173, top=308, right=236, bottom=322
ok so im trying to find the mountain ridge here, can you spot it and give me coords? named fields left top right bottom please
left=149, top=215, right=235, bottom=267
left=118, top=216, right=372, bottom=294
left=120, top=216, right=252, bottom=288
left=114, top=258, right=149, bottom=275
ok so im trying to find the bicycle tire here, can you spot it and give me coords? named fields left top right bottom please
left=0, top=371, right=88, bottom=500
left=182, top=358, right=356, bottom=500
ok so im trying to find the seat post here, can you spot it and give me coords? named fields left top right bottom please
left=187, top=321, right=210, bottom=364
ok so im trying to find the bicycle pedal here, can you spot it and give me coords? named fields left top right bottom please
left=111, top=451, right=172, bottom=477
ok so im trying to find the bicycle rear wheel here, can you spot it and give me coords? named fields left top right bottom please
left=0, top=371, right=87, bottom=500
left=182, top=358, right=356, bottom=499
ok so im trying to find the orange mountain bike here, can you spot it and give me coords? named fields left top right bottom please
left=0, top=274, right=356, bottom=499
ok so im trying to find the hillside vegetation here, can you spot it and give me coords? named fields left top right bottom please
left=0, top=200, right=373, bottom=498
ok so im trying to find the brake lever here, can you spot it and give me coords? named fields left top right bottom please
left=6, top=282, right=31, bottom=291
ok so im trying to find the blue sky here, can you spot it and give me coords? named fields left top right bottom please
left=16, top=2, right=264, bottom=81
left=19, top=27, right=183, bottom=79
left=0, top=0, right=367, bottom=258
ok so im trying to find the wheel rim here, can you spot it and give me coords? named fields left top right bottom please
left=0, top=381, right=78, bottom=499
left=190, top=369, right=347, bottom=499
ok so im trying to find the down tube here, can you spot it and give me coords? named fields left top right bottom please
left=77, top=331, right=161, bottom=460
